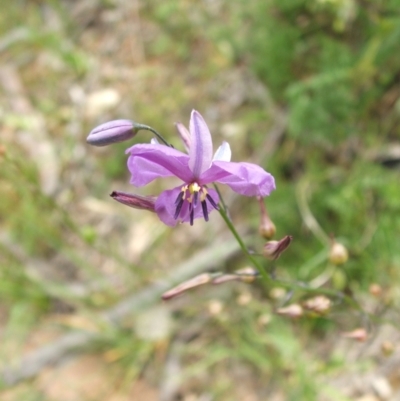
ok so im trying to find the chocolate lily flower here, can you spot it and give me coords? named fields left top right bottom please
left=125, top=110, right=275, bottom=226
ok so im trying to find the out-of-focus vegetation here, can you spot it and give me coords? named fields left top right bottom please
left=1, top=0, right=400, bottom=400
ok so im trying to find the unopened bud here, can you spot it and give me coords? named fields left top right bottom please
left=87, top=119, right=138, bottom=146
left=381, top=341, right=395, bottom=356
left=110, top=191, right=156, bottom=212
left=369, top=283, right=382, bottom=297
left=162, top=273, right=212, bottom=300
left=303, top=296, right=331, bottom=314
left=257, top=196, right=276, bottom=239
left=263, top=235, right=293, bottom=260
left=341, top=328, right=368, bottom=342
left=329, top=241, right=349, bottom=265
left=276, top=304, right=303, bottom=318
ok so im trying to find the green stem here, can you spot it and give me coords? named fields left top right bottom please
left=215, top=186, right=364, bottom=314
left=137, top=124, right=171, bottom=147
left=216, top=197, right=273, bottom=286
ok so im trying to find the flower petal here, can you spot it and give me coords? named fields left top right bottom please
left=202, top=161, right=275, bottom=197
left=188, top=110, right=213, bottom=178
left=213, top=141, right=231, bottom=162
left=155, top=186, right=219, bottom=226
left=126, top=143, right=192, bottom=186
left=175, top=122, right=191, bottom=153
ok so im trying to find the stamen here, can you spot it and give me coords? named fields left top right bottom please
left=206, top=194, right=219, bottom=210
left=174, top=192, right=183, bottom=205
left=174, top=185, right=187, bottom=205
left=201, top=200, right=209, bottom=221
left=174, top=197, right=184, bottom=219
left=193, top=191, right=199, bottom=208
left=190, top=208, right=194, bottom=226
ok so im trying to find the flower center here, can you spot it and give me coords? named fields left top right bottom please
left=174, top=182, right=219, bottom=225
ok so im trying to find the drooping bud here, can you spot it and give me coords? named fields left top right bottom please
left=257, top=196, right=276, bottom=239
left=303, top=296, right=331, bottom=315
left=87, top=119, right=137, bottom=146
left=110, top=191, right=156, bottom=212
left=329, top=240, right=349, bottom=265
left=263, top=235, right=293, bottom=260
left=162, top=273, right=212, bottom=300
left=276, top=304, right=303, bottom=318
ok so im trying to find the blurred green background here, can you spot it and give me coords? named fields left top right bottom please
left=1, top=0, right=400, bottom=400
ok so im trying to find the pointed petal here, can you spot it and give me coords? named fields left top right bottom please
left=150, top=138, right=160, bottom=144
left=188, top=110, right=213, bottom=178
left=175, top=122, right=191, bottom=153
left=155, top=186, right=219, bottom=226
left=213, top=141, right=231, bottom=162
left=202, top=161, right=275, bottom=197
left=126, top=143, right=192, bottom=186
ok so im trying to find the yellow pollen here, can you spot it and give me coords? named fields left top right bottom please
left=189, top=182, right=201, bottom=194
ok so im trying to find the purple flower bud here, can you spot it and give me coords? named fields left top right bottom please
left=110, top=191, right=156, bottom=212
left=263, top=235, right=293, bottom=260
left=87, top=120, right=137, bottom=146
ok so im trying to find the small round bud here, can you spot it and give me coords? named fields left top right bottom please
left=369, top=283, right=382, bottom=297
left=329, top=241, right=348, bottom=265
left=381, top=341, right=395, bottom=356
left=303, top=296, right=331, bottom=315
left=87, top=119, right=137, bottom=146
left=276, top=304, right=303, bottom=318
left=259, top=218, right=276, bottom=240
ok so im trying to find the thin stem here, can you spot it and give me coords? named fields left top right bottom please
left=216, top=196, right=272, bottom=286
left=136, top=124, right=172, bottom=147
left=212, top=183, right=228, bottom=214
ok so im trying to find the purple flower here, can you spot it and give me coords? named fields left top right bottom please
left=125, top=110, right=275, bottom=226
